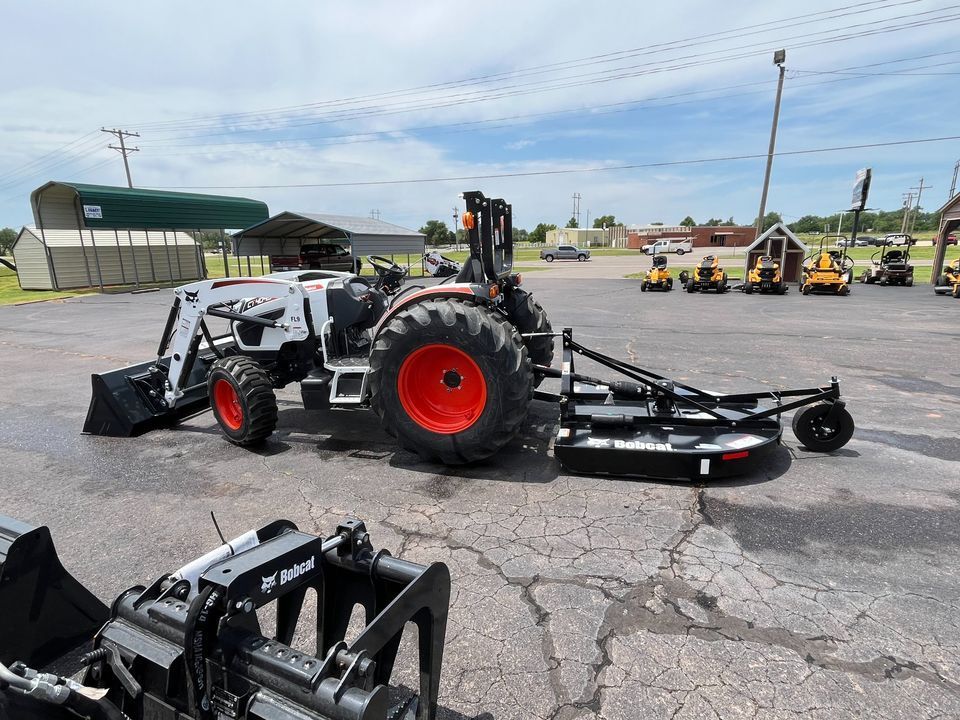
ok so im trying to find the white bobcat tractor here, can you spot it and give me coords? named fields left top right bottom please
left=84, top=190, right=854, bottom=481
left=84, top=191, right=553, bottom=465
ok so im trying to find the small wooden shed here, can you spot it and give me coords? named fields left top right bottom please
left=742, top=223, right=809, bottom=283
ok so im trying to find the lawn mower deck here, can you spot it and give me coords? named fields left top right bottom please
left=542, top=329, right=850, bottom=481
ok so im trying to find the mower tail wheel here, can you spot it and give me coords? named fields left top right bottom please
left=369, top=299, right=532, bottom=464
left=502, top=288, right=554, bottom=385
left=791, top=402, right=854, bottom=452
left=666, top=277, right=673, bottom=290
left=207, top=356, right=278, bottom=446
left=640, top=281, right=647, bottom=292
left=801, top=283, right=811, bottom=296
left=839, top=285, right=850, bottom=296
left=953, top=284, right=960, bottom=298
left=905, top=276, right=913, bottom=287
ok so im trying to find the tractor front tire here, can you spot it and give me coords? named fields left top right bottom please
left=369, top=300, right=533, bottom=465
left=792, top=402, right=855, bottom=453
left=208, top=357, right=278, bottom=446
left=640, top=281, right=647, bottom=292
left=502, top=288, right=554, bottom=384
left=744, top=282, right=753, bottom=295
left=801, top=283, right=811, bottom=295
left=686, top=279, right=696, bottom=293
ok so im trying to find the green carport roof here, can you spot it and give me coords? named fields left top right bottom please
left=31, top=181, right=269, bottom=230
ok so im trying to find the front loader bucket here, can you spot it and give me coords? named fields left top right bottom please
left=0, top=516, right=108, bottom=667
left=82, top=352, right=219, bottom=437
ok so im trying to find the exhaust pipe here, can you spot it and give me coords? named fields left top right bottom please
left=0, top=516, right=108, bottom=667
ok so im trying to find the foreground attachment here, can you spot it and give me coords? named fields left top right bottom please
left=1, top=518, right=450, bottom=720
left=545, top=329, right=852, bottom=481
left=0, top=516, right=108, bottom=667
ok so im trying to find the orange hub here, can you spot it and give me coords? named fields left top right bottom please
left=397, top=344, right=487, bottom=434
left=213, top=379, right=244, bottom=430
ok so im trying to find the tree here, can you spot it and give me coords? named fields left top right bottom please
left=788, top=215, right=822, bottom=234
left=679, top=216, right=697, bottom=227
left=565, top=217, right=579, bottom=228
left=754, top=211, right=783, bottom=232
left=0, top=227, right=16, bottom=254
left=513, top=227, right=530, bottom=243
left=529, top=223, right=557, bottom=245
left=726, top=216, right=735, bottom=225
left=592, top=215, right=616, bottom=229
left=704, top=218, right=724, bottom=227
left=419, top=220, right=453, bottom=247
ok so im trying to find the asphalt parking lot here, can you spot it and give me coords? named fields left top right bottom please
left=1, top=277, right=958, bottom=719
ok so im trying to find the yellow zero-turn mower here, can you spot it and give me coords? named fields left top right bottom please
left=934, top=256, right=960, bottom=298
left=800, top=238, right=854, bottom=296
left=686, top=254, right=729, bottom=293
left=641, top=254, right=674, bottom=292
left=744, top=255, right=787, bottom=295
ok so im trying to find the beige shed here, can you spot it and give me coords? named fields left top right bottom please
left=12, top=227, right=203, bottom=290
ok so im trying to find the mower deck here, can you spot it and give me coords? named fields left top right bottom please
left=543, top=330, right=845, bottom=481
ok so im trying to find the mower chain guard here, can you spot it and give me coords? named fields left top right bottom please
left=0, top=516, right=108, bottom=667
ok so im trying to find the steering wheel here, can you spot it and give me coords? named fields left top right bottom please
left=367, top=255, right=405, bottom=277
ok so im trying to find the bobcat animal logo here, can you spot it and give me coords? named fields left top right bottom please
left=586, top=437, right=610, bottom=448
left=261, top=572, right=278, bottom=594
left=184, top=290, right=200, bottom=303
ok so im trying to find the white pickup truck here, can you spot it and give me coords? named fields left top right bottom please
left=642, top=238, right=693, bottom=255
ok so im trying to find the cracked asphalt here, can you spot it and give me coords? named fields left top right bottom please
left=1, top=277, right=958, bottom=719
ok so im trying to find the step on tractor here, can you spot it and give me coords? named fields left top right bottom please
left=640, top=254, right=673, bottom=292
left=686, top=255, right=729, bottom=293
left=934, top=256, right=960, bottom=298
left=859, top=236, right=915, bottom=286
left=83, top=190, right=854, bottom=481
left=800, top=238, right=854, bottom=296
left=0, top=514, right=450, bottom=720
left=744, top=255, right=787, bottom=295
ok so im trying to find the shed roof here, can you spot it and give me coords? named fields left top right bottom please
left=937, top=193, right=960, bottom=219
left=744, top=222, right=808, bottom=253
left=13, top=226, right=199, bottom=250
left=233, top=211, right=425, bottom=241
left=30, top=182, right=269, bottom=230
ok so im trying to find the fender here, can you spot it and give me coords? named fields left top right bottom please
left=373, top=282, right=499, bottom=338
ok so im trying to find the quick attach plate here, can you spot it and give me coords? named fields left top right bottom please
left=200, top=530, right=324, bottom=608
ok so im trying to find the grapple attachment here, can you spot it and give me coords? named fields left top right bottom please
left=83, top=518, right=450, bottom=720
left=0, top=516, right=108, bottom=667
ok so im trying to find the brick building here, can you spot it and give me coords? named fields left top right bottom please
left=626, top=224, right=756, bottom=249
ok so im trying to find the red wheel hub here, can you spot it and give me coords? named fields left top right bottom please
left=213, top=379, right=244, bottom=431
left=397, top=344, right=487, bottom=434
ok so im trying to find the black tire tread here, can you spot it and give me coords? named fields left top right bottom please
left=368, top=299, right=532, bottom=465
left=208, top=356, right=278, bottom=445
left=791, top=402, right=854, bottom=452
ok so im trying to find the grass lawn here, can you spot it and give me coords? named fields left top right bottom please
left=0, top=265, right=94, bottom=305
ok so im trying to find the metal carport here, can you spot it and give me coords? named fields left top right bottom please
left=232, top=211, right=425, bottom=271
left=933, top=193, right=960, bottom=284
left=26, top=181, right=269, bottom=290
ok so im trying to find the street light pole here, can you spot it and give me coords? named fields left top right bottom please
left=452, top=206, right=460, bottom=251
left=755, top=50, right=786, bottom=238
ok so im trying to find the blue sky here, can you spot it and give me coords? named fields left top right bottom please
left=1, top=0, right=959, bottom=232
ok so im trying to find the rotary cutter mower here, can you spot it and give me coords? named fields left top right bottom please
left=538, top=330, right=854, bottom=481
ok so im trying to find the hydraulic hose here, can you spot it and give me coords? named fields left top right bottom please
left=0, top=660, right=128, bottom=720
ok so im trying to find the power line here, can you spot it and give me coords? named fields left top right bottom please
left=101, top=128, right=140, bottom=188
left=130, top=0, right=910, bottom=133
left=148, top=134, right=960, bottom=190
left=136, top=1, right=946, bottom=139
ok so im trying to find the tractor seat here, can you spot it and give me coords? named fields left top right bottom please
left=884, top=251, right=904, bottom=263
left=817, top=254, right=836, bottom=270
left=325, top=277, right=387, bottom=331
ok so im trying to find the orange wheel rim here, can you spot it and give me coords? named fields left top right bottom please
left=397, top=344, right=487, bottom=434
left=213, top=379, right=243, bottom=431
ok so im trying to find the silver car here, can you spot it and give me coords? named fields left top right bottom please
left=540, top=245, right=591, bottom=262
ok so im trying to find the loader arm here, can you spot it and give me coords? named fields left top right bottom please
left=161, top=278, right=313, bottom=407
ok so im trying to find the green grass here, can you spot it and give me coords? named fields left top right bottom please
left=0, top=265, right=94, bottom=305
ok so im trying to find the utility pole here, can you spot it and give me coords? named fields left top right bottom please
left=101, top=128, right=139, bottom=188
left=571, top=192, right=581, bottom=227
left=900, top=192, right=914, bottom=234
left=950, top=159, right=959, bottom=200
left=452, top=206, right=460, bottom=251
left=755, top=49, right=786, bottom=238
left=907, top=178, right=928, bottom=236
left=369, top=209, right=381, bottom=220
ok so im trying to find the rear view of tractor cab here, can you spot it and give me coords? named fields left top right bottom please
left=686, top=254, right=728, bottom=293
left=801, top=239, right=854, bottom=296
left=858, top=236, right=915, bottom=286
left=744, top=255, right=786, bottom=295
left=934, top=256, right=960, bottom=298
left=641, top=254, right=673, bottom=292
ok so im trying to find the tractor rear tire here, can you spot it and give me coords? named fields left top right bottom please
left=369, top=299, right=533, bottom=465
left=208, top=356, right=278, bottom=446
left=792, top=402, right=854, bottom=452
left=502, top=288, right=554, bottom=385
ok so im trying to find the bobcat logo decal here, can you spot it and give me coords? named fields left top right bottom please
left=261, top=572, right=278, bottom=594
